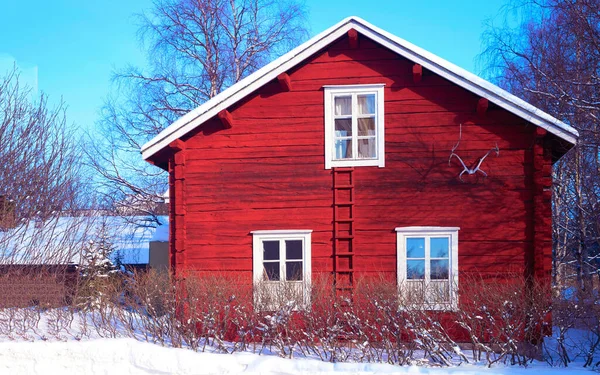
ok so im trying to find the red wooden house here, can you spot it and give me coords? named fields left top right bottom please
left=142, top=17, right=578, bottom=309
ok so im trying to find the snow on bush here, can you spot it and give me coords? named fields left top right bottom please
left=0, top=270, right=598, bottom=371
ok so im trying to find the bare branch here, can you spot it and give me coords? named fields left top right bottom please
left=88, top=0, right=308, bottom=226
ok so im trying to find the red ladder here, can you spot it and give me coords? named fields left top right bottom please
left=332, top=167, right=355, bottom=298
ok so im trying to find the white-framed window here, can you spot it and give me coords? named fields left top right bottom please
left=251, top=230, right=312, bottom=309
left=324, top=84, right=385, bottom=169
left=396, top=227, right=459, bottom=310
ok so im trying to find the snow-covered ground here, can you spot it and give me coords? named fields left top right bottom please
left=0, top=338, right=594, bottom=375
left=0, top=308, right=596, bottom=374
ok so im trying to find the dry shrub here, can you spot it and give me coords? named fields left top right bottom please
left=353, top=275, right=416, bottom=364
left=455, top=273, right=551, bottom=366
left=0, top=268, right=575, bottom=368
left=111, top=270, right=256, bottom=352
left=298, top=273, right=352, bottom=362
left=354, top=275, right=465, bottom=366
left=178, top=272, right=254, bottom=352
left=547, top=283, right=600, bottom=368
left=253, top=280, right=306, bottom=358
left=116, top=269, right=178, bottom=345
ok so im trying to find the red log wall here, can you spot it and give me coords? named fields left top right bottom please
left=166, top=35, right=553, bottom=285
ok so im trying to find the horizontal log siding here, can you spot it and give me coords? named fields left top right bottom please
left=175, top=34, right=543, bottom=281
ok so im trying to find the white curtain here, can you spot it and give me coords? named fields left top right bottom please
left=335, top=96, right=351, bottom=116
left=334, top=95, right=377, bottom=159
left=358, top=138, right=375, bottom=158
left=334, top=96, right=352, bottom=159
left=357, top=94, right=374, bottom=114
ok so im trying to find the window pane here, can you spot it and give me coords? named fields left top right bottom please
left=357, top=137, right=376, bottom=159
left=406, top=238, right=425, bottom=258
left=335, top=119, right=352, bottom=136
left=334, top=96, right=352, bottom=115
left=286, top=261, right=303, bottom=281
left=335, top=139, right=352, bottom=159
left=431, top=259, right=449, bottom=280
left=286, top=240, right=303, bottom=260
left=357, top=94, right=375, bottom=114
left=428, top=281, right=450, bottom=303
left=263, top=241, right=280, bottom=260
left=406, top=281, right=425, bottom=302
left=357, top=118, right=375, bottom=136
left=263, top=262, right=280, bottom=281
left=407, top=260, right=425, bottom=279
left=430, top=237, right=449, bottom=258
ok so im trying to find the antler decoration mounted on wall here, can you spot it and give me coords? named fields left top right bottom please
left=449, top=124, right=499, bottom=181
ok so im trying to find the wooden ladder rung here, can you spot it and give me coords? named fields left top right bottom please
left=333, top=167, right=355, bottom=293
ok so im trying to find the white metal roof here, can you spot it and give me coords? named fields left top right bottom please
left=0, top=215, right=168, bottom=265
left=141, top=16, right=579, bottom=160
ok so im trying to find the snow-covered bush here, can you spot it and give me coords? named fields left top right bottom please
left=2, top=268, right=599, bottom=370
left=76, top=222, right=119, bottom=310
left=454, top=273, right=551, bottom=367
left=545, top=283, right=600, bottom=368
left=298, top=274, right=353, bottom=362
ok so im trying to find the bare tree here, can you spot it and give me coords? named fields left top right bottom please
left=0, top=67, right=83, bottom=223
left=480, top=0, right=600, bottom=292
left=89, top=0, right=308, bottom=224
left=0, top=67, right=97, bottom=306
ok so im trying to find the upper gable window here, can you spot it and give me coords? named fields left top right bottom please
left=324, top=85, right=385, bottom=169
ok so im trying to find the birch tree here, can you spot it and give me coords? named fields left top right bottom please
left=481, top=0, right=600, bottom=291
left=89, top=0, right=308, bottom=224
left=0, top=66, right=92, bottom=269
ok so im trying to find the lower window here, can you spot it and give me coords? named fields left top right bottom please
left=251, top=230, right=312, bottom=310
left=396, top=227, right=459, bottom=310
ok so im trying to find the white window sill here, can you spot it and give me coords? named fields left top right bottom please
left=327, top=158, right=385, bottom=169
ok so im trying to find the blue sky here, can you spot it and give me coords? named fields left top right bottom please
left=0, top=0, right=507, bottom=132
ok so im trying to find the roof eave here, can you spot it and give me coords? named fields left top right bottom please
left=141, top=16, right=578, bottom=160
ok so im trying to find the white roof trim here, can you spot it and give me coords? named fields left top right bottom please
left=141, top=16, right=578, bottom=160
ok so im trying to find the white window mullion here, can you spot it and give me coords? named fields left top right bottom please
left=280, top=239, right=286, bottom=282
left=351, top=94, right=358, bottom=159
left=330, top=97, right=336, bottom=162
left=424, top=236, right=431, bottom=285
left=374, top=91, right=379, bottom=159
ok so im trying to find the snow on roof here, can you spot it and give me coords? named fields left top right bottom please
left=0, top=215, right=168, bottom=266
left=141, top=16, right=579, bottom=161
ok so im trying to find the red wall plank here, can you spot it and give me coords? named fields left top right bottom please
left=170, top=34, right=550, bottom=287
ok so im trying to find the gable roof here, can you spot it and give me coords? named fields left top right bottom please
left=141, top=16, right=579, bottom=161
